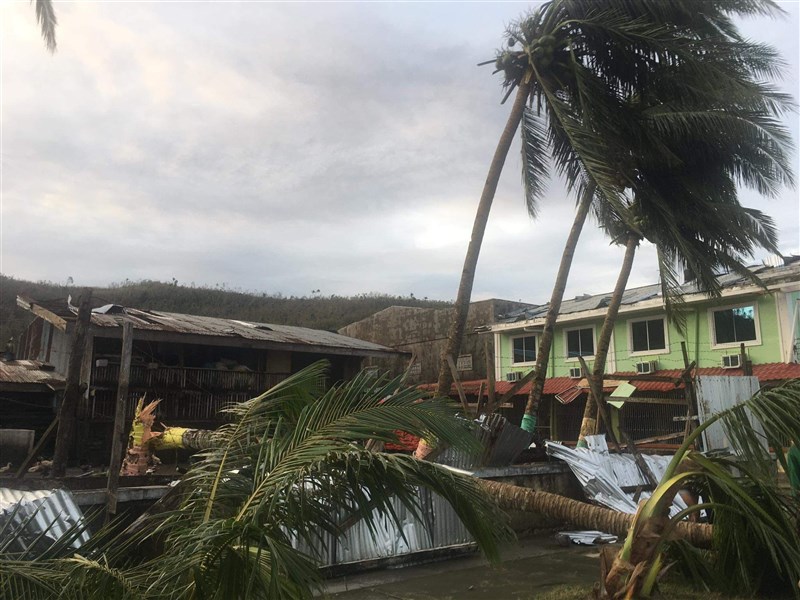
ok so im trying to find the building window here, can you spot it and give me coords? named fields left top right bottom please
left=630, top=318, right=666, bottom=353
left=712, top=304, right=758, bottom=345
left=566, top=327, right=594, bottom=358
left=512, top=335, right=536, bottom=364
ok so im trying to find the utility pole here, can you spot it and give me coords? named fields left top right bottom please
left=52, top=291, right=92, bottom=478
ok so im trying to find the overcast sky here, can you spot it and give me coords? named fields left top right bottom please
left=2, top=2, right=798, bottom=304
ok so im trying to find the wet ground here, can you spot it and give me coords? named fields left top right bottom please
left=324, top=535, right=601, bottom=599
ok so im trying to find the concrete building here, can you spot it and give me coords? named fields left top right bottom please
left=338, top=299, right=534, bottom=384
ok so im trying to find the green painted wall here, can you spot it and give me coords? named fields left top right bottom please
left=496, top=291, right=785, bottom=379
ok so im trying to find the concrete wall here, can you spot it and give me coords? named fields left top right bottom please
left=339, top=300, right=533, bottom=384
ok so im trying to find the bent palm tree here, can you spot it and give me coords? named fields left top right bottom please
left=576, top=61, right=794, bottom=440
left=520, top=0, right=793, bottom=431
left=0, top=362, right=511, bottom=599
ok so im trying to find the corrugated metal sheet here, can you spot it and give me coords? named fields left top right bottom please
left=0, top=488, right=90, bottom=554
left=293, top=488, right=471, bottom=566
left=546, top=436, right=688, bottom=517
left=19, top=297, right=399, bottom=356
left=695, top=375, right=763, bottom=453
left=435, top=414, right=533, bottom=470
left=0, top=360, right=65, bottom=389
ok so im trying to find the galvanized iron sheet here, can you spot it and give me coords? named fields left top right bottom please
left=0, top=488, right=90, bottom=554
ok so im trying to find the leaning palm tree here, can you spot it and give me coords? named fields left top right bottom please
left=575, top=61, right=794, bottom=440
left=434, top=0, right=789, bottom=419
left=0, top=362, right=511, bottom=599
left=518, top=0, right=793, bottom=432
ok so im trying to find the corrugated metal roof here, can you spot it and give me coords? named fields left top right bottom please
left=499, top=261, right=800, bottom=324
left=0, top=360, right=65, bottom=389
left=19, top=297, right=400, bottom=356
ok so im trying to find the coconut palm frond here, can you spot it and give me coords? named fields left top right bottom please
left=608, top=380, right=800, bottom=599
left=32, top=0, right=57, bottom=53
left=520, top=108, right=550, bottom=217
left=142, top=362, right=511, bottom=598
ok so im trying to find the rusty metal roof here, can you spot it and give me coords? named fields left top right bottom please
left=17, top=296, right=401, bottom=357
left=0, top=360, right=65, bottom=390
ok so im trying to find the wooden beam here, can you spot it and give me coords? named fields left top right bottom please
left=619, top=396, right=689, bottom=405
left=16, top=296, right=68, bottom=331
left=446, top=355, right=472, bottom=418
left=14, top=416, right=59, bottom=478
left=106, top=320, right=133, bottom=521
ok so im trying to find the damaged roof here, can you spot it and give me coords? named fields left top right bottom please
left=16, top=296, right=402, bottom=358
left=0, top=359, right=66, bottom=391
left=499, top=260, right=800, bottom=323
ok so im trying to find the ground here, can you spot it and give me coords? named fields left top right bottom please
left=324, top=535, right=770, bottom=599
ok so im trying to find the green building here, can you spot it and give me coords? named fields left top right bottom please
left=486, top=258, right=800, bottom=441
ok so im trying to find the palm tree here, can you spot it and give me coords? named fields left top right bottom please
left=434, top=0, right=791, bottom=423
left=0, top=362, right=511, bottom=599
left=597, top=380, right=800, bottom=598
left=519, top=0, right=793, bottom=432
left=32, top=0, right=57, bottom=53
left=575, top=60, right=794, bottom=441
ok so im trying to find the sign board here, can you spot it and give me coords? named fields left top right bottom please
left=456, top=354, right=473, bottom=371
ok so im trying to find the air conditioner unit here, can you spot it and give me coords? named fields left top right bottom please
left=505, top=371, right=523, bottom=382
left=722, top=354, right=741, bottom=369
left=568, top=367, right=582, bottom=379
left=635, top=360, right=658, bottom=375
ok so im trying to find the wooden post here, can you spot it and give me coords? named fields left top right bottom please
left=740, top=342, right=752, bottom=376
left=680, top=342, right=698, bottom=439
left=446, top=355, right=472, bottom=418
left=52, top=291, right=92, bottom=477
left=106, top=320, right=133, bottom=521
left=485, top=339, right=496, bottom=415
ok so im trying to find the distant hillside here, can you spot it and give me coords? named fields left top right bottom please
left=0, top=275, right=452, bottom=347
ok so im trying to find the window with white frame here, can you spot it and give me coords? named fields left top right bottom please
left=630, top=318, right=667, bottom=353
left=566, top=327, right=594, bottom=358
left=512, top=335, right=536, bottom=364
left=711, top=304, right=758, bottom=345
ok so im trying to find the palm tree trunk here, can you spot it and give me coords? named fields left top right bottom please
left=522, top=183, right=595, bottom=432
left=479, top=479, right=712, bottom=548
left=437, top=78, right=533, bottom=396
left=578, top=232, right=639, bottom=441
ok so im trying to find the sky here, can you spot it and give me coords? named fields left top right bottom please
left=2, top=1, right=799, bottom=305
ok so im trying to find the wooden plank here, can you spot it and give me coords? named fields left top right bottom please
left=16, top=296, right=68, bottom=331
left=14, top=416, right=59, bottom=478
left=620, top=396, right=688, bottom=405
left=106, top=320, right=133, bottom=521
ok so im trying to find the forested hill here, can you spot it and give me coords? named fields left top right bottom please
left=0, top=275, right=452, bottom=345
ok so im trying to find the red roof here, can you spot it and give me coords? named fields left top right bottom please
left=423, top=363, right=800, bottom=398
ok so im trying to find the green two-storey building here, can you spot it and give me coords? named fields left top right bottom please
left=486, top=259, right=800, bottom=442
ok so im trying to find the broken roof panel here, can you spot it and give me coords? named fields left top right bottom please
left=0, top=360, right=66, bottom=390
